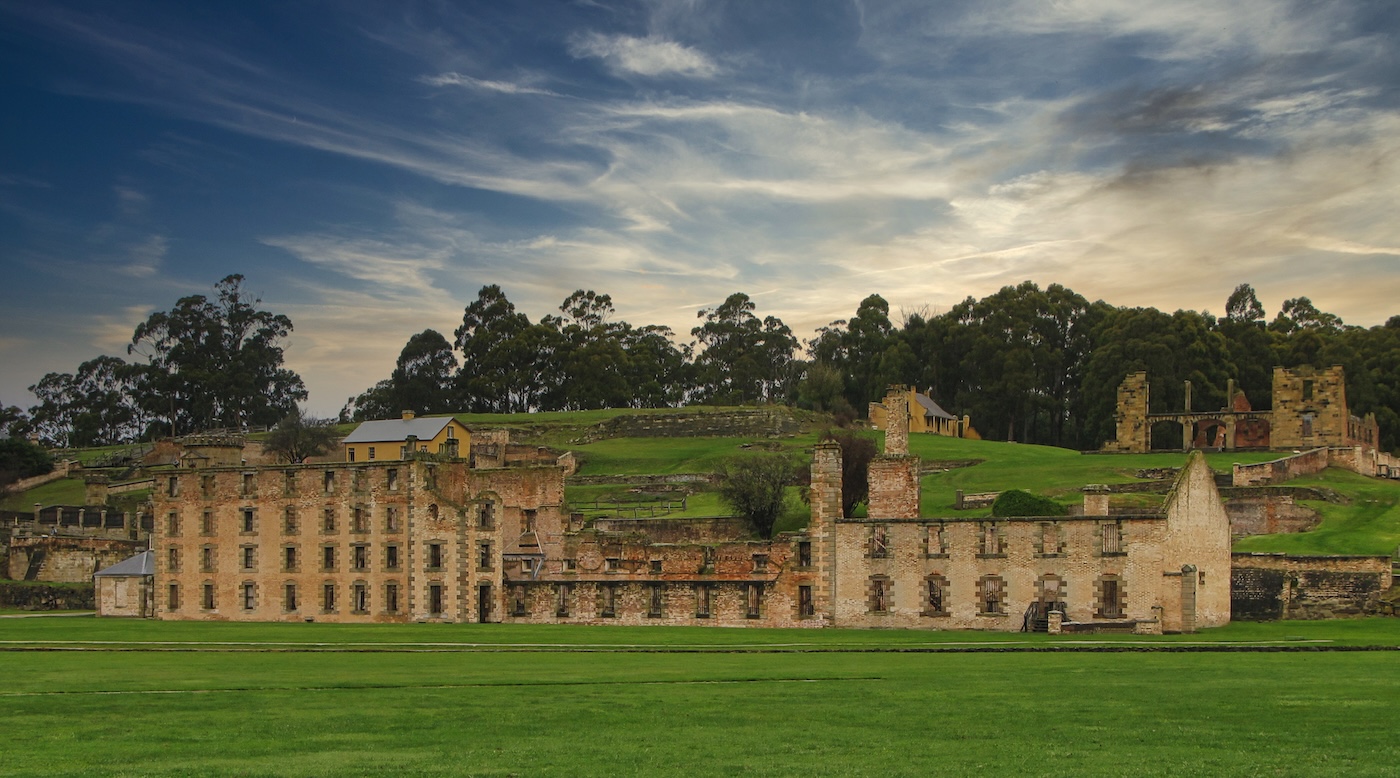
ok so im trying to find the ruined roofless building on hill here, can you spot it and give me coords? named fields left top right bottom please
left=148, top=392, right=1231, bottom=632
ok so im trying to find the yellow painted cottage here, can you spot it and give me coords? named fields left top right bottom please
left=341, top=411, right=471, bottom=462
left=868, top=386, right=978, bottom=439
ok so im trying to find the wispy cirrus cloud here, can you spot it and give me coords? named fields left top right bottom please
left=569, top=32, right=719, bottom=78
left=420, top=72, right=562, bottom=97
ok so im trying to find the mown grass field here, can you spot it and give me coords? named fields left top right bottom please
left=2, top=618, right=1399, bottom=777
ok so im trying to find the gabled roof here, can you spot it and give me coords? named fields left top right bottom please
left=94, top=550, right=154, bottom=578
left=342, top=417, right=456, bottom=444
left=913, top=392, right=956, bottom=420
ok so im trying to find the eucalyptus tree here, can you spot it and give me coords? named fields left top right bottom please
left=128, top=274, right=305, bottom=434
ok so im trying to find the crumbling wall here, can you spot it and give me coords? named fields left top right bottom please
left=1271, top=366, right=1350, bottom=449
left=1230, top=553, right=1391, bottom=620
left=1103, top=372, right=1150, bottom=453
left=7, top=536, right=144, bottom=583
left=1232, top=448, right=1329, bottom=487
left=1225, top=495, right=1319, bottom=537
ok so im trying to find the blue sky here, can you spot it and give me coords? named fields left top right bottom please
left=3, top=0, right=1398, bottom=415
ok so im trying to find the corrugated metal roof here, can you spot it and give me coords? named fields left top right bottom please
left=913, top=392, right=956, bottom=420
left=342, top=417, right=455, bottom=444
left=94, top=550, right=154, bottom=577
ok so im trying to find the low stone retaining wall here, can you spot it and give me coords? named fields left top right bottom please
left=569, top=473, right=712, bottom=487
left=0, top=581, right=95, bottom=610
left=1230, top=553, right=1392, bottom=620
left=1233, top=449, right=1330, bottom=487
left=582, top=409, right=807, bottom=442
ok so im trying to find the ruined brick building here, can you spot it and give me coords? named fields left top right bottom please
left=1103, top=365, right=1381, bottom=454
left=150, top=394, right=1231, bottom=632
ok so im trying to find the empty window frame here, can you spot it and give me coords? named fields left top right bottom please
left=752, top=554, right=768, bottom=572
left=352, top=506, right=368, bottom=533
left=352, top=582, right=369, bottom=614
left=798, top=585, right=814, bottom=618
left=385, top=582, right=399, bottom=613
left=201, top=510, right=214, bottom=536
left=924, top=574, right=949, bottom=617
left=283, top=545, right=298, bottom=572
left=385, top=506, right=400, bottom=533
left=1037, top=523, right=1064, bottom=557
left=167, top=583, right=180, bottom=611
left=925, top=523, right=948, bottom=557
left=386, top=467, right=398, bottom=491
left=242, top=582, right=256, bottom=611
left=322, top=583, right=337, bottom=612
left=202, top=583, right=215, bottom=610
left=695, top=584, right=712, bottom=618
left=978, top=523, right=1005, bottom=556
left=478, top=500, right=494, bottom=529
left=478, top=542, right=493, bottom=570
left=647, top=584, right=664, bottom=618
left=428, top=583, right=444, bottom=615
left=352, top=544, right=369, bottom=572
left=240, top=545, right=256, bottom=571
left=869, top=576, right=891, bottom=613
left=321, top=544, right=336, bottom=572
left=241, top=509, right=255, bottom=534
left=428, top=542, right=443, bottom=570
left=166, top=546, right=180, bottom=573
left=797, top=540, right=812, bottom=568
left=869, top=525, right=890, bottom=558
left=555, top=583, right=572, bottom=617
left=322, top=507, right=337, bottom=533
left=283, top=506, right=298, bottom=535
left=978, top=575, right=1006, bottom=615
left=284, top=583, right=298, bottom=611
left=200, top=545, right=216, bottom=572
left=599, top=583, right=617, bottom=618
left=385, top=543, right=401, bottom=570
left=323, top=470, right=335, bottom=494
left=241, top=473, right=255, bottom=497
left=166, top=511, right=180, bottom=538
left=511, top=584, right=527, bottom=616
left=745, top=583, right=763, bottom=619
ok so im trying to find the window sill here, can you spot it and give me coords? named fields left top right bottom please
left=977, top=611, right=1007, bottom=617
left=976, top=553, right=1007, bottom=559
left=921, top=611, right=949, bottom=618
left=1099, top=552, right=1127, bottom=558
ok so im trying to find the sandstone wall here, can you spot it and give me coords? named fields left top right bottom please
left=1225, top=495, right=1319, bottom=538
left=6, top=535, right=144, bottom=582
left=1233, top=448, right=1329, bottom=487
left=1230, top=553, right=1391, bottom=620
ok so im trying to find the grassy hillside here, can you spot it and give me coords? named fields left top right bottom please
left=14, top=407, right=1399, bottom=555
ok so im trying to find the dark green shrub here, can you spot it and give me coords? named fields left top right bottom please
left=991, top=489, right=1066, bottom=517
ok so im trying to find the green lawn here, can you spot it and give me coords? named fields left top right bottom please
left=1, top=618, right=1398, bottom=776
left=1233, top=468, right=1400, bottom=555
left=0, top=476, right=85, bottom=512
left=570, top=434, right=820, bottom=476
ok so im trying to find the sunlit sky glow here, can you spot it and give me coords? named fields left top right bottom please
left=3, top=1, right=1398, bottom=414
